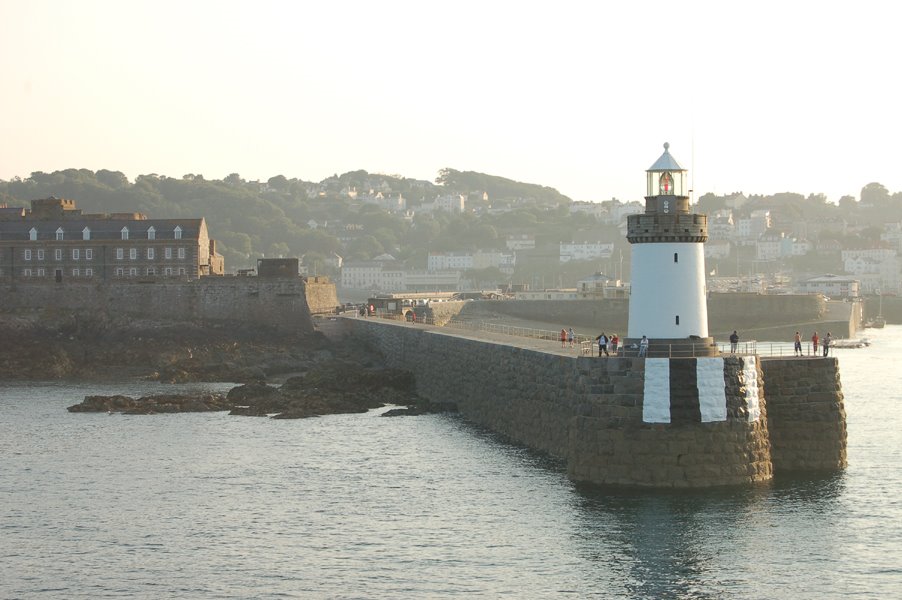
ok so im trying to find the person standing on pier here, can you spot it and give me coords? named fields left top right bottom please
left=568, top=327, right=575, bottom=348
left=611, top=333, right=619, bottom=355
left=638, top=335, right=649, bottom=358
left=560, top=329, right=567, bottom=348
left=729, top=330, right=739, bottom=354
left=812, top=331, right=819, bottom=356
left=596, top=332, right=609, bottom=357
left=794, top=331, right=803, bottom=356
left=823, top=332, right=832, bottom=357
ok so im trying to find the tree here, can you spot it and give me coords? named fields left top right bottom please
left=861, top=182, right=890, bottom=206
left=268, top=175, right=289, bottom=191
left=96, top=169, right=129, bottom=189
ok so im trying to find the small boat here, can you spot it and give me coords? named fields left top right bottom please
left=831, top=338, right=871, bottom=349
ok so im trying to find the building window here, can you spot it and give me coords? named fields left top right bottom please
left=85, top=268, right=93, bottom=277
left=23, top=268, right=32, bottom=277
left=174, top=226, right=182, bottom=240
left=178, top=267, right=186, bottom=275
left=146, top=267, right=156, bottom=276
left=56, top=227, right=64, bottom=241
left=177, top=247, right=186, bottom=259
left=674, top=253, right=678, bottom=263
left=129, top=248, right=137, bottom=260
left=37, top=268, right=45, bottom=277
left=85, top=249, right=93, bottom=260
left=675, top=315, right=680, bottom=325
left=72, top=268, right=80, bottom=277
left=29, top=228, right=38, bottom=241
left=164, top=267, right=173, bottom=276
left=147, top=226, right=156, bottom=240
left=24, top=249, right=32, bottom=261
left=165, top=247, right=172, bottom=259
left=82, top=227, right=91, bottom=240
left=116, top=267, right=124, bottom=277
left=72, top=249, right=80, bottom=260
left=129, top=268, right=137, bottom=276
left=116, top=248, right=124, bottom=260
left=147, top=247, right=154, bottom=260
left=37, top=249, right=44, bottom=260
left=55, top=249, right=62, bottom=261
left=121, top=227, right=129, bottom=240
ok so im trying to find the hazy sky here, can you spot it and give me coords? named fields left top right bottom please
left=1, top=1, right=898, bottom=203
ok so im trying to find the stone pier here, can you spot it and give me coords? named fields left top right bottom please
left=341, top=317, right=847, bottom=488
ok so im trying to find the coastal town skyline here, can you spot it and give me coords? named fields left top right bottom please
left=2, top=1, right=900, bottom=203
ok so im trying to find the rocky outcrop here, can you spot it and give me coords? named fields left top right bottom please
left=227, top=363, right=424, bottom=419
left=0, top=313, right=377, bottom=382
left=66, top=361, right=432, bottom=420
left=381, top=402, right=459, bottom=417
left=67, top=392, right=232, bottom=414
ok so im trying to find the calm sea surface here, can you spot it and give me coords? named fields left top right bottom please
left=2, top=327, right=902, bottom=599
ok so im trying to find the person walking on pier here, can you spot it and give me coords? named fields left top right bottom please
left=611, top=333, right=619, bottom=356
left=596, top=332, right=609, bottom=357
left=794, top=331, right=803, bottom=356
left=638, top=335, right=649, bottom=358
left=560, top=329, right=567, bottom=348
left=729, top=330, right=739, bottom=354
left=568, top=327, right=575, bottom=348
left=823, top=332, right=832, bottom=357
left=812, top=331, right=819, bottom=356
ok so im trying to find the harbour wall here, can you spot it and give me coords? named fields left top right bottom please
left=446, top=293, right=858, bottom=340
left=344, top=318, right=847, bottom=487
left=0, top=278, right=316, bottom=334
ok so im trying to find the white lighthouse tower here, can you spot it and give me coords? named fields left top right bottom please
left=626, top=143, right=715, bottom=356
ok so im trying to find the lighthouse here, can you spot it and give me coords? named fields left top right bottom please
left=626, top=143, right=716, bottom=356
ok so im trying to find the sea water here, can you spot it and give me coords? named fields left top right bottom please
left=2, top=328, right=901, bottom=599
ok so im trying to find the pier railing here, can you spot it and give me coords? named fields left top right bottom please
left=348, top=311, right=849, bottom=358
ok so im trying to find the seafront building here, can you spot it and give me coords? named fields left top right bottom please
left=0, top=197, right=224, bottom=282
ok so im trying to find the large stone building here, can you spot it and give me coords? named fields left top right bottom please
left=0, top=197, right=223, bottom=282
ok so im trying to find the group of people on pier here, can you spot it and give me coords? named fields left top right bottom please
left=560, top=328, right=637, bottom=357
left=794, top=331, right=833, bottom=357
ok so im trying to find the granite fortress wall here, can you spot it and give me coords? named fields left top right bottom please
left=0, top=279, right=316, bottom=334
left=346, top=318, right=846, bottom=487
left=304, top=277, right=340, bottom=315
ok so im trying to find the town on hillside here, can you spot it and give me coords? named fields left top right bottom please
left=1, top=171, right=900, bottom=310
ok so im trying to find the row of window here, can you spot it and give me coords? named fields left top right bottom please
left=20, top=267, right=188, bottom=277
left=22, top=247, right=188, bottom=261
left=28, top=225, right=183, bottom=241
left=114, top=247, right=186, bottom=260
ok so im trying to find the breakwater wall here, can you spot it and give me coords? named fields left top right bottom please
left=0, top=278, right=315, bottom=334
left=762, top=357, right=847, bottom=471
left=451, top=293, right=858, bottom=339
left=345, top=318, right=847, bottom=487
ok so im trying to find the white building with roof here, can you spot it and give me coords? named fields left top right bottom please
left=559, top=241, right=614, bottom=263
left=797, top=274, right=860, bottom=298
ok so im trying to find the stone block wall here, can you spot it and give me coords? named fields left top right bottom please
left=304, top=278, right=339, bottom=315
left=347, top=318, right=830, bottom=488
left=568, top=357, right=772, bottom=487
left=761, top=357, right=847, bottom=472
left=424, top=300, right=468, bottom=326
left=0, top=278, right=315, bottom=334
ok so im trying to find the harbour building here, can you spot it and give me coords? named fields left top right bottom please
left=0, top=197, right=224, bottom=282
